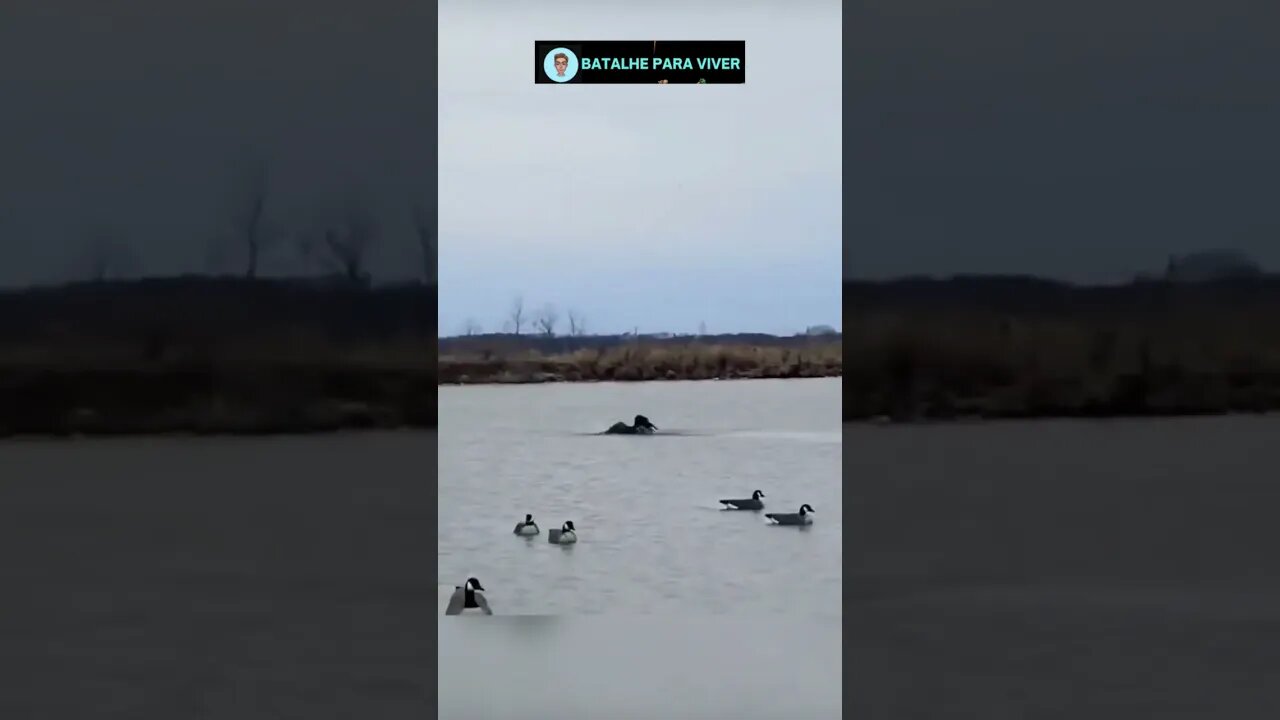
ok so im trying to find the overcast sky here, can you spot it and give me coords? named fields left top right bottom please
left=5, top=0, right=1276, bottom=333
left=438, top=0, right=843, bottom=336
left=0, top=0, right=433, bottom=288
left=851, top=0, right=1280, bottom=283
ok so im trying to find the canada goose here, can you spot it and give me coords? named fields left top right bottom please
left=604, top=414, right=658, bottom=435
left=445, top=577, right=493, bottom=615
left=765, top=504, right=815, bottom=526
left=548, top=521, right=578, bottom=544
left=719, top=490, right=766, bottom=510
left=513, top=514, right=540, bottom=536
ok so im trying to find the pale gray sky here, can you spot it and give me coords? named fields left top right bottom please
left=6, top=0, right=1275, bottom=324
left=851, top=0, right=1280, bottom=282
left=438, top=0, right=843, bottom=336
left=0, top=0, right=433, bottom=288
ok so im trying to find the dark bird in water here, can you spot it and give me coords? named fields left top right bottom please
left=445, top=577, right=493, bottom=615
left=765, top=504, right=815, bottom=526
left=549, top=520, right=578, bottom=544
left=719, top=490, right=766, bottom=510
left=604, top=414, right=658, bottom=435
left=513, top=513, right=540, bottom=536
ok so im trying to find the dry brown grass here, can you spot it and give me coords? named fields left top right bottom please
left=12, top=283, right=1280, bottom=435
left=438, top=340, right=843, bottom=384
left=841, top=309, right=1280, bottom=420
left=0, top=339, right=438, bottom=437
left=0, top=335, right=839, bottom=436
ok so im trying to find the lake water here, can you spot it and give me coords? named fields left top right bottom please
left=438, top=616, right=842, bottom=720
left=10, top=408, right=1274, bottom=716
left=437, top=378, right=843, bottom=617
left=0, top=433, right=434, bottom=718
left=847, top=415, right=1280, bottom=717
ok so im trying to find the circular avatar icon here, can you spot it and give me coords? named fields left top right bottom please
left=543, top=47, right=579, bottom=83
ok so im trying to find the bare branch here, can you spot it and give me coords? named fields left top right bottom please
left=299, top=201, right=379, bottom=285
left=534, top=304, right=559, bottom=337
left=226, top=156, right=275, bottom=279
left=508, top=295, right=526, bottom=336
left=567, top=309, right=587, bottom=336
left=461, top=318, right=482, bottom=336
left=410, top=202, right=436, bottom=283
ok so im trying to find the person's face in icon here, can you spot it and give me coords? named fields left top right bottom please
left=553, top=53, right=568, bottom=77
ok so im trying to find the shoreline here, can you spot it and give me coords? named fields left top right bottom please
left=5, top=364, right=1278, bottom=438
left=6, top=401, right=1273, bottom=441
left=845, top=406, right=1279, bottom=426
left=0, top=362, right=438, bottom=440
left=437, top=340, right=843, bottom=385
left=437, top=368, right=845, bottom=386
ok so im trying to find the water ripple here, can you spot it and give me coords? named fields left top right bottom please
left=439, top=378, right=842, bottom=616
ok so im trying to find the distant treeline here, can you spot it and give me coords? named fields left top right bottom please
left=842, top=274, right=1280, bottom=422
left=0, top=277, right=438, bottom=437
left=0, top=276, right=437, bottom=346
left=438, top=331, right=837, bottom=356
left=843, top=274, right=1280, bottom=315
left=4, top=274, right=1280, bottom=435
left=439, top=334, right=842, bottom=385
left=0, top=276, right=841, bottom=435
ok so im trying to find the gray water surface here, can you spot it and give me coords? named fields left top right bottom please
left=439, top=616, right=841, bottom=720
left=0, top=432, right=433, bottom=719
left=848, top=415, right=1280, bottom=718
left=438, top=378, right=842, bottom=616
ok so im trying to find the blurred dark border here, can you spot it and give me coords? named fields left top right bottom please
left=0, top=1, right=438, bottom=717
left=845, top=1, right=1280, bottom=718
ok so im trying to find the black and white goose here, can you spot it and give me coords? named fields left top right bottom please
left=719, top=490, right=766, bottom=510
left=548, top=521, right=578, bottom=544
left=445, top=577, right=493, bottom=615
left=765, top=504, right=814, bottom=526
left=513, top=514, right=540, bottom=536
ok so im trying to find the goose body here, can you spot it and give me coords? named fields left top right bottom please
left=604, top=414, right=658, bottom=435
left=765, top=504, right=815, bottom=526
left=513, top=514, right=540, bottom=536
left=445, top=577, right=493, bottom=615
left=719, top=490, right=766, bottom=510
left=548, top=521, right=578, bottom=544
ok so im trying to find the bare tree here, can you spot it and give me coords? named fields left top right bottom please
left=507, top=295, right=526, bottom=335
left=567, top=309, right=587, bottom=336
left=410, top=201, right=436, bottom=283
left=298, top=203, right=379, bottom=284
left=461, top=318, right=482, bottom=336
left=535, top=304, right=559, bottom=337
left=224, top=156, right=275, bottom=279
